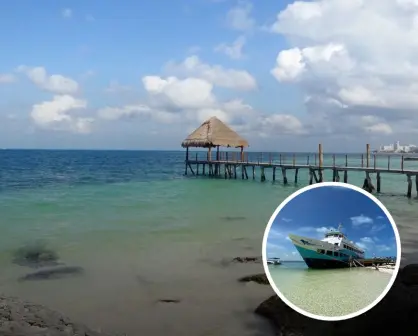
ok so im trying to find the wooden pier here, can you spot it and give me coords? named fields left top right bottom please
left=181, top=117, right=418, bottom=198
left=350, top=257, right=396, bottom=268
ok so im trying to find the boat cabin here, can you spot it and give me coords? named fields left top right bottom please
left=319, top=225, right=365, bottom=259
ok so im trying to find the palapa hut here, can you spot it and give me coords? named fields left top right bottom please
left=181, top=116, right=249, bottom=164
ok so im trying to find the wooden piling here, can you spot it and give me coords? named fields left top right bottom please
left=407, top=175, right=412, bottom=198
left=273, top=167, right=276, bottom=181
left=282, top=168, right=288, bottom=185
left=366, top=144, right=370, bottom=168
left=344, top=170, right=348, bottom=183
left=363, top=172, right=375, bottom=193
left=416, top=175, right=418, bottom=197
left=335, top=170, right=340, bottom=182
left=261, top=167, right=266, bottom=182
left=376, top=172, right=381, bottom=193
left=294, top=168, right=299, bottom=184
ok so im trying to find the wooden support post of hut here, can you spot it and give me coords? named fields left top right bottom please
left=180, top=116, right=249, bottom=179
left=376, top=172, right=381, bottom=193
left=184, top=146, right=189, bottom=175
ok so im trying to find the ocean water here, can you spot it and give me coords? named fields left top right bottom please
left=268, top=261, right=392, bottom=317
left=0, top=150, right=417, bottom=335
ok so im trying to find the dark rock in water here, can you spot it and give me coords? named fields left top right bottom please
left=0, top=295, right=116, bottom=336
left=239, top=274, right=269, bottom=285
left=13, top=243, right=60, bottom=268
left=401, top=264, right=418, bottom=286
left=220, top=216, right=247, bottom=221
left=157, top=299, right=181, bottom=303
left=19, top=266, right=85, bottom=281
left=232, top=256, right=262, bottom=263
left=255, top=264, right=418, bottom=336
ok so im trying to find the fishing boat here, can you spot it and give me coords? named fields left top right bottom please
left=288, top=224, right=364, bottom=269
left=267, top=257, right=282, bottom=265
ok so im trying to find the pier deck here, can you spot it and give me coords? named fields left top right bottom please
left=183, top=144, right=418, bottom=198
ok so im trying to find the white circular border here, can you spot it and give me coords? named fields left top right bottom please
left=261, top=181, right=402, bottom=321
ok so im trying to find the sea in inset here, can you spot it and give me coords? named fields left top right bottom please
left=268, top=261, right=391, bottom=317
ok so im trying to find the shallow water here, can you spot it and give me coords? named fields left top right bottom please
left=0, top=150, right=418, bottom=334
left=268, top=262, right=392, bottom=317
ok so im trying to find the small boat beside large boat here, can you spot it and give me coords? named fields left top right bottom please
left=288, top=224, right=364, bottom=269
left=267, top=257, right=281, bottom=265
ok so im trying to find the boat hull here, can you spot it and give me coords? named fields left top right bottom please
left=289, top=234, right=363, bottom=269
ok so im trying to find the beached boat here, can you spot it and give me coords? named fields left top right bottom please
left=267, top=257, right=281, bottom=265
left=288, top=224, right=364, bottom=269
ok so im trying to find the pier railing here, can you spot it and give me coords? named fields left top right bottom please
left=187, top=151, right=418, bottom=172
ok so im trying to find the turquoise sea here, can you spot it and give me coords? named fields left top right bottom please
left=268, top=261, right=392, bottom=317
left=0, top=150, right=417, bottom=335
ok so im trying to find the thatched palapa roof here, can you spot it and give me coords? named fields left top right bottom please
left=181, top=116, right=249, bottom=148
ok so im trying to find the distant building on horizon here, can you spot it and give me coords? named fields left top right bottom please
left=379, top=141, right=417, bottom=153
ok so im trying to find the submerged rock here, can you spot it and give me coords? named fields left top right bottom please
left=232, top=256, right=262, bottom=263
left=401, top=264, right=418, bottom=286
left=255, top=264, right=418, bottom=336
left=0, top=295, right=115, bottom=336
left=157, top=299, right=181, bottom=303
left=239, top=273, right=269, bottom=285
left=12, top=243, right=61, bottom=268
left=220, top=216, right=247, bottom=221
left=19, top=266, right=85, bottom=281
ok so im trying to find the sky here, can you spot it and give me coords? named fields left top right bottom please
left=1, top=0, right=418, bottom=150
left=266, top=186, right=397, bottom=261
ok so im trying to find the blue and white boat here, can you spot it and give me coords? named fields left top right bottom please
left=288, top=224, right=364, bottom=269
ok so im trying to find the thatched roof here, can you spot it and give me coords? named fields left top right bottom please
left=181, top=116, right=249, bottom=148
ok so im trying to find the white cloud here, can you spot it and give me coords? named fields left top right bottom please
left=215, top=35, right=246, bottom=59
left=269, top=229, right=284, bottom=238
left=164, top=55, right=257, bottom=91
left=370, top=224, right=386, bottom=233
left=143, top=76, right=216, bottom=109
left=0, top=74, right=17, bottom=83
left=350, top=214, right=373, bottom=226
left=97, top=104, right=178, bottom=124
left=269, top=0, right=418, bottom=137
left=62, top=8, right=72, bottom=18
left=31, top=95, right=93, bottom=133
left=226, top=2, right=255, bottom=32
left=17, top=66, right=79, bottom=94
left=98, top=60, right=303, bottom=139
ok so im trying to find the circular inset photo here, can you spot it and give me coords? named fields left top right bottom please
left=262, top=182, right=401, bottom=321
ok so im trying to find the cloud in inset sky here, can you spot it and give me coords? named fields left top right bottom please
left=266, top=186, right=397, bottom=261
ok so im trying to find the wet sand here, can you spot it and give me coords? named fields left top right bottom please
left=0, top=239, right=275, bottom=336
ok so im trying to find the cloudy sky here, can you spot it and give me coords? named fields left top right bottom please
left=266, top=186, right=397, bottom=261
left=1, top=0, right=417, bottom=150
